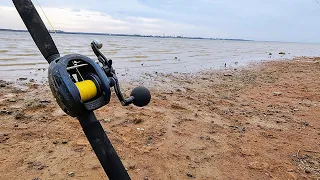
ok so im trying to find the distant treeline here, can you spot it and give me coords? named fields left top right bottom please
left=0, top=28, right=252, bottom=41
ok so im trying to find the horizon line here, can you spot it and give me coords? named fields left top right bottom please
left=0, top=28, right=253, bottom=41
left=1, top=28, right=318, bottom=44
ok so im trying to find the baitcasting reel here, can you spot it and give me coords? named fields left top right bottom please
left=13, top=0, right=150, bottom=179
left=48, top=40, right=151, bottom=117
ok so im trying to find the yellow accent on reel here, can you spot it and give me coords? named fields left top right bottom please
left=75, top=80, right=98, bottom=102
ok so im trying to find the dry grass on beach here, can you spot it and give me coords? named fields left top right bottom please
left=0, top=57, right=320, bottom=180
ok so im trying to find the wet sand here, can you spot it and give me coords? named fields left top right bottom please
left=0, top=57, right=319, bottom=179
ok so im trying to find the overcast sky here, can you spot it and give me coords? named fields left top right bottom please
left=0, top=0, right=320, bottom=43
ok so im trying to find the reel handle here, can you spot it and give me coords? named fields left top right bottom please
left=109, top=78, right=151, bottom=107
left=77, top=111, right=130, bottom=180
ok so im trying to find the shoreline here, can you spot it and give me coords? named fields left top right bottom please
left=0, top=57, right=319, bottom=179
left=0, top=56, right=315, bottom=89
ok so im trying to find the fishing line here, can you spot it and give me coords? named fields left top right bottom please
left=34, top=0, right=84, bottom=80
left=34, top=0, right=56, bottom=33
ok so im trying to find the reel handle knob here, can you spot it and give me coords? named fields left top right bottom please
left=92, top=40, right=103, bottom=49
left=130, top=86, right=151, bottom=107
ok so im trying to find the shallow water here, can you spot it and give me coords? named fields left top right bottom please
left=1, top=31, right=320, bottom=82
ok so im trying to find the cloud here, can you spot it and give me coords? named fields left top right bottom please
left=0, top=5, right=211, bottom=37
left=1, top=0, right=320, bottom=43
left=40, top=8, right=129, bottom=32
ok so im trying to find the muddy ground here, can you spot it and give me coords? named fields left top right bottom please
left=0, top=57, right=319, bottom=180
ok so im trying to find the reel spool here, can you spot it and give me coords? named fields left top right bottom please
left=75, top=80, right=98, bottom=102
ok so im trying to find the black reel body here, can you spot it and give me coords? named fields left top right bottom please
left=48, top=54, right=111, bottom=117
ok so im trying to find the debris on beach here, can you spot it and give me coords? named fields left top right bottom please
left=39, top=100, right=51, bottom=103
left=101, top=118, right=112, bottom=123
left=300, top=121, right=309, bottom=127
left=18, top=77, right=27, bottom=81
left=68, top=172, right=75, bottom=177
left=223, top=74, right=233, bottom=77
left=8, top=98, right=17, bottom=102
left=0, top=109, right=13, bottom=115
left=14, top=111, right=26, bottom=119
left=176, top=87, right=187, bottom=93
left=136, top=127, right=145, bottom=131
left=186, top=172, right=195, bottom=178
left=133, top=118, right=143, bottom=124
left=273, top=92, right=282, bottom=96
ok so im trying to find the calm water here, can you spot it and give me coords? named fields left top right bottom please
left=1, top=31, right=320, bottom=82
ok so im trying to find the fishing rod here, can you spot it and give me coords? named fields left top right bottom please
left=12, top=0, right=151, bottom=179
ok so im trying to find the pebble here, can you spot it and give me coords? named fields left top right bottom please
left=133, top=118, right=143, bottom=124
left=176, top=87, right=187, bottom=93
left=305, top=168, right=311, bottom=174
left=186, top=172, right=194, bottom=178
left=0, top=83, right=6, bottom=87
left=273, top=92, right=282, bottom=96
left=301, top=121, right=309, bottom=126
left=18, top=77, right=27, bottom=81
left=14, top=112, right=25, bottom=119
left=144, top=176, right=149, bottom=180
left=101, top=118, right=112, bottom=123
left=164, top=91, right=174, bottom=94
left=68, top=172, right=75, bottom=177
left=287, top=169, right=294, bottom=172
left=38, top=165, right=45, bottom=170
left=40, top=100, right=51, bottom=103
left=128, top=165, right=136, bottom=170
left=76, top=139, right=89, bottom=146
left=137, top=127, right=145, bottom=131
left=9, top=98, right=17, bottom=102
left=0, top=110, right=13, bottom=115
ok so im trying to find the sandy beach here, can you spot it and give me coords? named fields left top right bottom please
left=0, top=57, right=319, bottom=179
